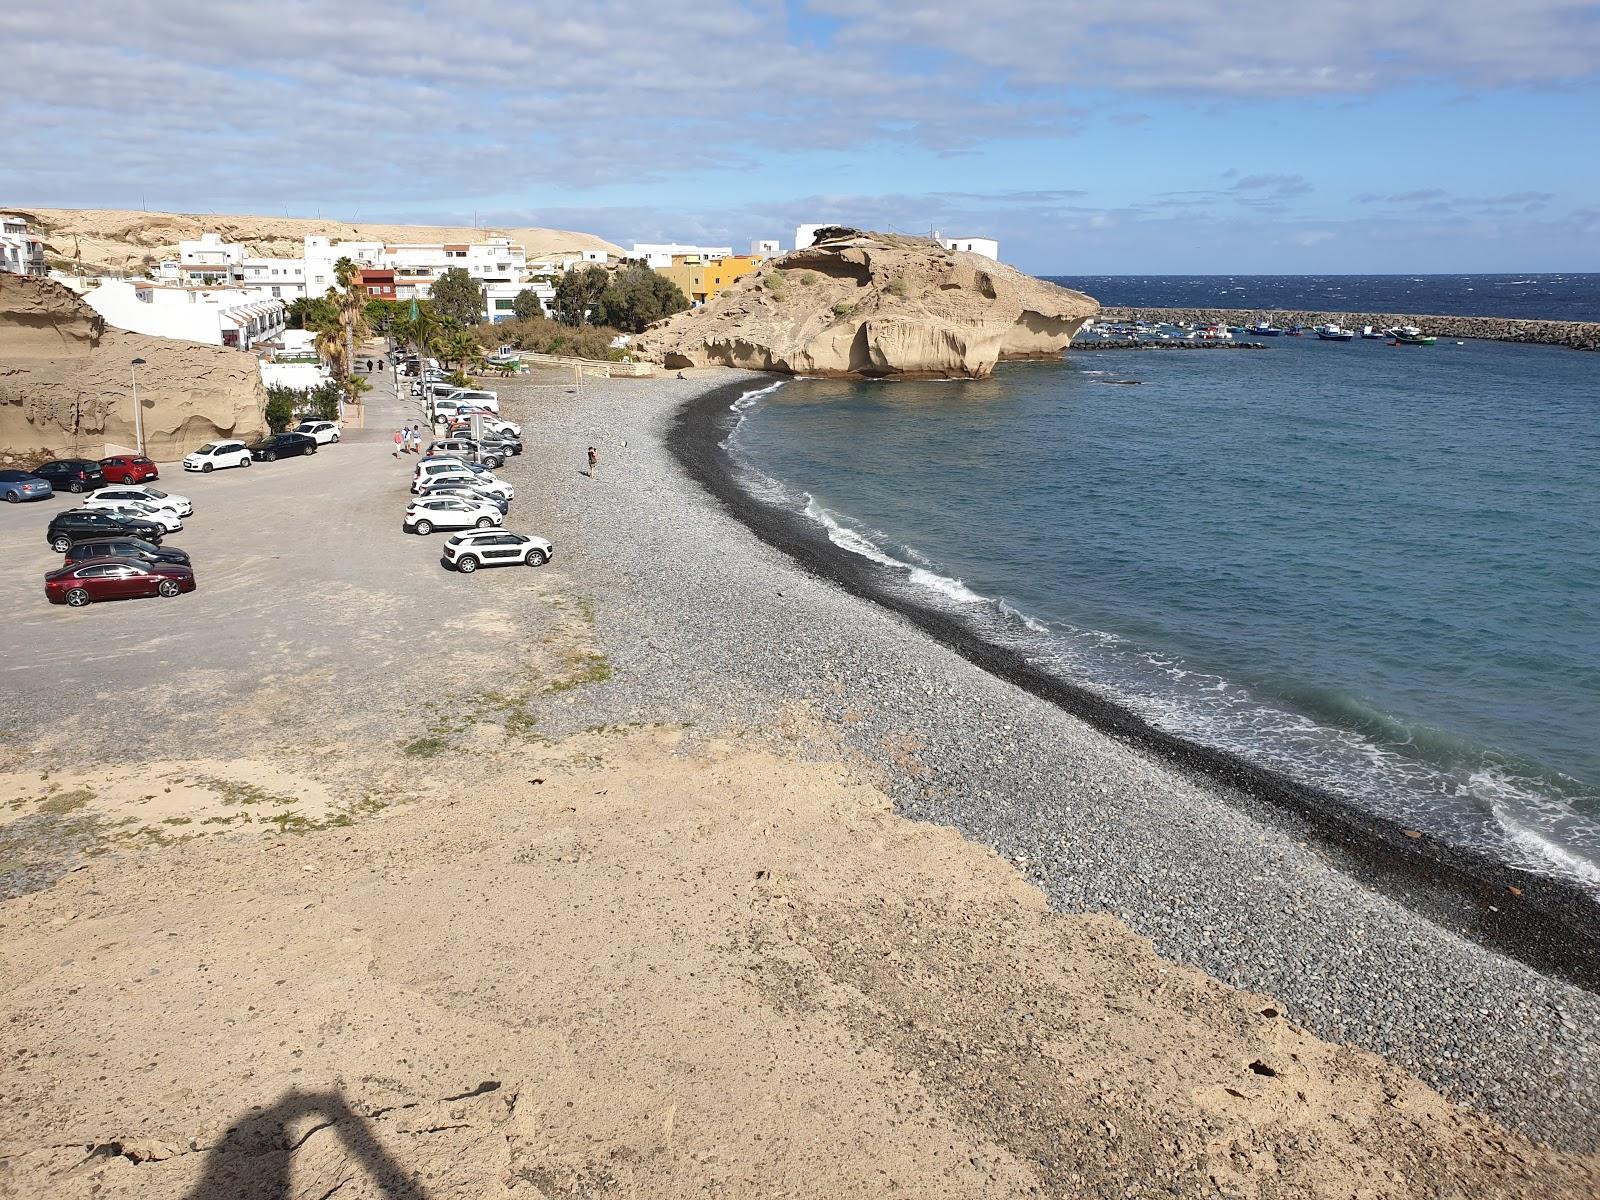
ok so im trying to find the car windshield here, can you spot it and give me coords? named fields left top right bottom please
left=144, top=489, right=168, bottom=498
left=196, top=443, right=219, bottom=454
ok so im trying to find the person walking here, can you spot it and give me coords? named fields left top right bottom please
left=392, top=428, right=404, bottom=458
left=411, top=424, right=423, bottom=454
left=587, top=446, right=599, bottom=479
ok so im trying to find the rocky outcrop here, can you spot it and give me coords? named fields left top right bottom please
left=0, top=274, right=267, bottom=460
left=1099, top=307, right=1600, bottom=352
left=634, top=229, right=1098, bottom=379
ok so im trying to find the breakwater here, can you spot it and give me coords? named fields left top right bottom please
left=1098, top=308, right=1600, bottom=351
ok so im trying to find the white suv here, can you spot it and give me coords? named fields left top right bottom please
left=88, top=485, right=193, bottom=517
left=441, top=530, right=553, bottom=572
left=403, top=497, right=503, bottom=536
left=295, top=420, right=341, bottom=445
left=85, top=498, right=184, bottom=532
left=183, top=441, right=251, bottom=472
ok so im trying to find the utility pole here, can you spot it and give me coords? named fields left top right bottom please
left=130, top=357, right=147, bottom=455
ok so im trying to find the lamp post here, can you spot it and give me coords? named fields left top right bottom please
left=129, top=358, right=147, bottom=456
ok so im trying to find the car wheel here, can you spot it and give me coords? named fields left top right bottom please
left=51, top=535, right=72, bottom=552
left=475, top=516, right=494, bottom=528
left=263, top=451, right=277, bottom=462
left=240, top=456, right=250, bottom=467
left=122, top=474, right=135, bottom=484
left=4, top=492, right=16, bottom=503
left=527, top=549, right=548, bottom=567
left=331, top=433, right=340, bottom=443
left=157, top=579, right=182, bottom=598
left=203, top=462, right=214, bottom=473
left=457, top=556, right=478, bottom=573
left=70, top=480, right=85, bottom=493
left=485, top=456, right=502, bottom=469
left=307, top=444, right=317, bottom=455
left=65, top=587, right=92, bottom=607
left=413, top=520, right=433, bottom=536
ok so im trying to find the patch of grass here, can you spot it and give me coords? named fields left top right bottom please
left=161, top=816, right=193, bottom=826
left=831, top=301, right=854, bottom=317
left=548, top=650, right=613, bottom=693
left=797, top=271, right=817, bottom=286
left=38, top=788, right=95, bottom=815
left=401, top=735, right=449, bottom=759
left=188, top=776, right=299, bottom=808
left=884, top=276, right=907, bottom=299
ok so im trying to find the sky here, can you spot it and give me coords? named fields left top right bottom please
left=3, top=0, right=1598, bottom=274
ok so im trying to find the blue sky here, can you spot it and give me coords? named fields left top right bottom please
left=2, top=0, right=1597, bottom=273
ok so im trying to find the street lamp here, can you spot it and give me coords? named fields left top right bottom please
left=129, top=358, right=147, bottom=455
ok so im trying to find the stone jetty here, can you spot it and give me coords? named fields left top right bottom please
left=1098, top=308, right=1600, bottom=352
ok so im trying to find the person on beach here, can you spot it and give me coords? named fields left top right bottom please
left=587, top=446, right=599, bottom=479
left=392, top=429, right=404, bottom=458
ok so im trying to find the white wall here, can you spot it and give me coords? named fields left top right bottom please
left=86, top=281, right=225, bottom=345
left=940, top=236, right=999, bottom=261
left=629, top=243, right=732, bottom=269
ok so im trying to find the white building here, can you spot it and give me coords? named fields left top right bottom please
left=240, top=256, right=309, bottom=300
left=628, top=242, right=732, bottom=269
left=750, top=238, right=781, bottom=255
left=1, top=216, right=47, bottom=276
left=939, top=235, right=1000, bottom=261
left=794, top=224, right=839, bottom=251
left=176, top=232, right=245, bottom=285
left=85, top=280, right=286, bottom=349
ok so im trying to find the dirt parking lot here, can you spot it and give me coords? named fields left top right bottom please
left=0, top=369, right=591, bottom=895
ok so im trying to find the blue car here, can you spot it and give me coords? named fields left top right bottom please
left=0, top=469, right=53, bottom=503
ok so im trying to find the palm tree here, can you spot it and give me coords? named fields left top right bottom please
left=309, top=308, right=348, bottom=378
left=441, top=328, right=484, bottom=375
left=332, top=258, right=367, bottom=380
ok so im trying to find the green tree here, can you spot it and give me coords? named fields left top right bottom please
left=439, top=328, right=484, bottom=373
left=429, top=267, right=486, bottom=327
left=264, top=385, right=297, bottom=432
left=511, top=287, right=546, bottom=320
left=551, top=265, right=610, bottom=326
left=594, top=264, right=689, bottom=333
left=287, top=295, right=336, bottom=331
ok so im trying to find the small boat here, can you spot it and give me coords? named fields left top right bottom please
left=1388, top=326, right=1436, bottom=345
left=1360, top=325, right=1385, bottom=339
left=1286, top=323, right=1305, bottom=336
left=484, top=345, right=522, bottom=368
left=1249, top=322, right=1283, bottom=337
left=1314, top=323, right=1355, bottom=341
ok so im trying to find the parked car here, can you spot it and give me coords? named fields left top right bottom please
left=426, top=438, right=508, bottom=469
left=183, top=441, right=252, bottom=472
left=47, top=508, right=165, bottom=552
left=415, top=471, right=513, bottom=502
left=86, top=499, right=183, bottom=532
left=99, top=454, right=160, bottom=484
left=441, top=530, right=553, bottom=572
left=45, top=557, right=195, bottom=607
left=65, top=537, right=191, bottom=568
left=87, top=485, right=193, bottom=517
left=424, top=483, right=509, bottom=513
left=412, top=459, right=511, bottom=496
left=294, top=420, right=341, bottom=445
left=32, top=459, right=106, bottom=494
left=442, top=388, right=500, bottom=413
left=0, top=469, right=51, bottom=503
left=403, top=497, right=504, bottom=536
left=248, top=432, right=318, bottom=462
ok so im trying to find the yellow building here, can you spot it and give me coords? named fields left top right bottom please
left=657, top=253, right=764, bottom=305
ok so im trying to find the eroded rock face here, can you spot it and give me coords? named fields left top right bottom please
left=633, top=229, right=1098, bottom=379
left=0, top=274, right=266, bottom=459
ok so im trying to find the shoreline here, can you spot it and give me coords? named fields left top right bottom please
left=1096, top=306, right=1600, bottom=350
left=666, top=375, right=1600, bottom=994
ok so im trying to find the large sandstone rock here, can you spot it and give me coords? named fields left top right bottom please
left=0, top=274, right=267, bottom=460
left=633, top=228, right=1098, bottom=379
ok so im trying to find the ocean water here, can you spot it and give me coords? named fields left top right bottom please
left=727, top=334, right=1600, bottom=891
left=1047, top=273, right=1600, bottom=322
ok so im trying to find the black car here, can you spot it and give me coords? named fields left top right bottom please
left=46, top=509, right=164, bottom=552
left=64, top=537, right=190, bottom=568
left=247, top=432, right=318, bottom=462
left=32, top=458, right=106, bottom=493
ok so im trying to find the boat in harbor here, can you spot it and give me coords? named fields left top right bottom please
left=1360, top=325, right=1386, bottom=339
left=1388, top=326, right=1436, bottom=345
left=1314, top=323, right=1355, bottom=341
left=1249, top=322, right=1283, bottom=337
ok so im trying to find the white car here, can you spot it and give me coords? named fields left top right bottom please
left=416, top=471, right=513, bottom=502
left=403, top=497, right=503, bottom=536
left=88, top=485, right=193, bottom=517
left=441, top=530, right=553, bottom=573
left=183, top=441, right=251, bottom=472
left=412, top=460, right=514, bottom=498
left=90, top=500, right=183, bottom=532
left=294, top=420, right=341, bottom=445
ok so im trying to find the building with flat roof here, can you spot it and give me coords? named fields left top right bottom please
left=657, top=253, right=765, bottom=306
left=85, top=281, right=286, bottom=349
left=629, top=242, right=732, bottom=269
left=939, top=235, right=999, bottom=261
left=0, top=216, right=47, bottom=277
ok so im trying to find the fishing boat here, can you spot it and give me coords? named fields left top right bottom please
left=1314, top=323, right=1355, bottom=341
left=1360, top=325, right=1385, bottom=339
left=1249, top=321, right=1283, bottom=337
left=483, top=346, right=523, bottom=369
left=1388, top=326, right=1436, bottom=345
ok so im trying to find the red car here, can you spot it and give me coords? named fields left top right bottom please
left=99, top=455, right=160, bottom=485
left=45, top=557, right=196, bottom=608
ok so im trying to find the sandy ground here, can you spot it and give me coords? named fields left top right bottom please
left=2, top=365, right=1597, bottom=1197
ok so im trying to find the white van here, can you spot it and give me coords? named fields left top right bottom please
left=444, top=388, right=500, bottom=413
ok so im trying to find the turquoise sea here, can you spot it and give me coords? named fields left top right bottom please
left=727, top=332, right=1600, bottom=890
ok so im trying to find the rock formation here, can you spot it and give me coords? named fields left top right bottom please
left=633, top=228, right=1098, bottom=379
left=0, top=274, right=267, bottom=460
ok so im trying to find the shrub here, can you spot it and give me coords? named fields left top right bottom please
left=481, top=314, right=622, bottom=360
left=798, top=272, right=818, bottom=286
left=264, top=386, right=296, bottom=433
left=831, top=301, right=854, bottom=317
left=885, top=277, right=907, bottom=298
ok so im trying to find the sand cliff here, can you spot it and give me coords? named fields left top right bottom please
left=634, top=228, right=1099, bottom=379
left=0, top=274, right=266, bottom=460
left=6, top=207, right=623, bottom=278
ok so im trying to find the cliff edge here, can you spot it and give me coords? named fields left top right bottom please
left=0, top=274, right=266, bottom=459
left=634, top=228, right=1098, bottom=379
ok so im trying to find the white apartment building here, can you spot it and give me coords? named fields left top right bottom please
left=85, top=280, right=286, bottom=349
left=1, top=216, right=47, bottom=276
left=939, top=235, right=1000, bottom=261
left=629, top=242, right=732, bottom=269
left=240, top=256, right=309, bottom=300
left=176, top=232, right=245, bottom=284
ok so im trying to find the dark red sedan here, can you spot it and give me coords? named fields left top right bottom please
left=45, top=557, right=196, bottom=608
left=99, top=454, right=160, bottom=484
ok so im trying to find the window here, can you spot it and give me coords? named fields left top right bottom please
left=270, top=287, right=281, bottom=298
left=494, top=299, right=513, bottom=311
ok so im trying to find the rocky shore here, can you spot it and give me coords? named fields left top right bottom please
left=1099, top=307, right=1600, bottom=351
